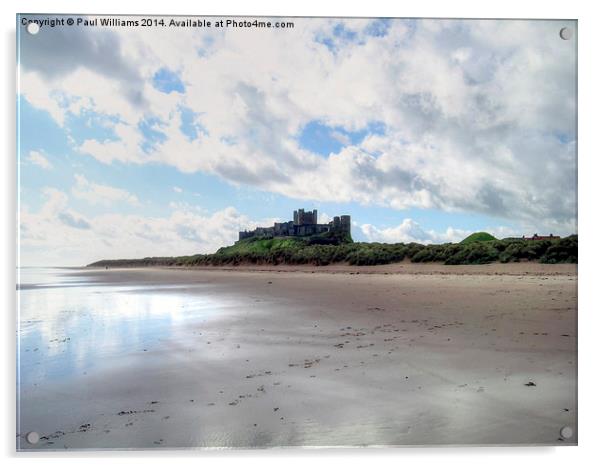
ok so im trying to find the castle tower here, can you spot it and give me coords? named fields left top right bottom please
left=293, top=210, right=299, bottom=225
left=312, top=209, right=318, bottom=225
left=340, top=215, right=351, bottom=233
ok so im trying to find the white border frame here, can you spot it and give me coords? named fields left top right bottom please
left=3, top=1, right=600, bottom=465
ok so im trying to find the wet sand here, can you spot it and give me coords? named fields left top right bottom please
left=18, top=264, right=577, bottom=449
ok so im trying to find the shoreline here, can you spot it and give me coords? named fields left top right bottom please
left=84, top=261, right=577, bottom=277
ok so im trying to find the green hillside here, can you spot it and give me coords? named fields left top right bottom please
left=460, top=232, right=497, bottom=244
left=216, top=236, right=306, bottom=255
left=89, top=234, right=577, bottom=267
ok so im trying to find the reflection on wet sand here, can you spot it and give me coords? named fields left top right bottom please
left=17, top=267, right=577, bottom=449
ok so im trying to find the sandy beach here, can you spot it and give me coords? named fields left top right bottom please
left=17, top=264, right=577, bottom=449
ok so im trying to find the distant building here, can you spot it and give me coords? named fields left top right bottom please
left=522, top=233, right=560, bottom=241
left=239, top=209, right=351, bottom=241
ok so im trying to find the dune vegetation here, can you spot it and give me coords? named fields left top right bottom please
left=88, top=233, right=577, bottom=268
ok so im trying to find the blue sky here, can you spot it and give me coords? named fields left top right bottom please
left=18, top=96, right=519, bottom=243
left=17, top=16, right=576, bottom=265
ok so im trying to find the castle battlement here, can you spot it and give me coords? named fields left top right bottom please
left=239, top=209, right=350, bottom=241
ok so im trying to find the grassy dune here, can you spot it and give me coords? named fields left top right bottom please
left=460, top=232, right=497, bottom=244
left=88, top=234, right=577, bottom=268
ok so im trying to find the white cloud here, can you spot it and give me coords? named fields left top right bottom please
left=20, top=188, right=267, bottom=266
left=451, top=47, right=472, bottom=64
left=360, top=219, right=524, bottom=245
left=77, top=121, right=147, bottom=165
left=71, top=174, right=140, bottom=207
left=173, top=186, right=183, bottom=193
left=18, top=18, right=577, bottom=235
left=26, top=150, right=52, bottom=170
left=330, top=130, right=351, bottom=146
left=318, top=212, right=332, bottom=224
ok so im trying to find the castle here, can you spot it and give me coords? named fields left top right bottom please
left=239, top=209, right=351, bottom=241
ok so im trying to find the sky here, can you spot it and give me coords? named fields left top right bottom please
left=17, top=16, right=577, bottom=266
